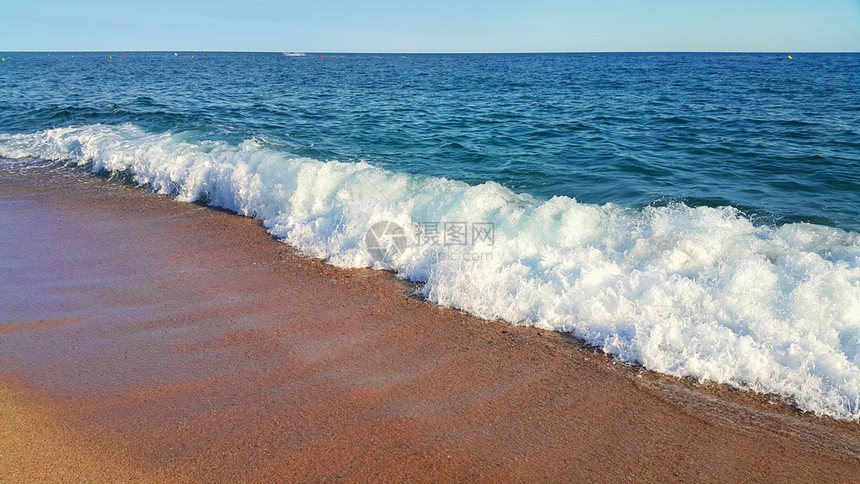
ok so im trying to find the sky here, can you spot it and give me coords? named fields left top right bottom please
left=1, top=0, right=858, bottom=53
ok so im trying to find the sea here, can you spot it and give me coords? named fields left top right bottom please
left=1, top=52, right=858, bottom=420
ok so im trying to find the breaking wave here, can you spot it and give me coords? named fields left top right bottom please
left=2, top=123, right=859, bottom=420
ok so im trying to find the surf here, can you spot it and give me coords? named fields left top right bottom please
left=2, top=122, right=859, bottom=420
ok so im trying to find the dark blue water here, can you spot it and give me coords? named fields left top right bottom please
left=1, top=52, right=858, bottom=229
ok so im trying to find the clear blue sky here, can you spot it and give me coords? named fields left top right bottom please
left=1, top=0, right=858, bottom=52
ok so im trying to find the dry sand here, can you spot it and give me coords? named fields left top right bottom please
left=1, top=164, right=858, bottom=482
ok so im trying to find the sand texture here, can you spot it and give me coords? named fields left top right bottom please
left=1, top=165, right=859, bottom=482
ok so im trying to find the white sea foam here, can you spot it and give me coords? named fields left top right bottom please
left=2, top=123, right=859, bottom=419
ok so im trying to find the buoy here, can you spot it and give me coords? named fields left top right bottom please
left=109, top=56, right=112, bottom=59
left=121, top=53, right=125, bottom=56
left=319, top=55, right=323, bottom=58
left=1, top=58, right=4, bottom=62
left=191, top=55, right=194, bottom=58
left=787, top=55, right=792, bottom=60
left=174, top=53, right=178, bottom=56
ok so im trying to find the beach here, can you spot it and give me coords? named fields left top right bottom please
left=1, top=164, right=858, bottom=482
left=4, top=53, right=860, bottom=421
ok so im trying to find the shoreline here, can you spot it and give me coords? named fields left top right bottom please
left=1, top=164, right=858, bottom=481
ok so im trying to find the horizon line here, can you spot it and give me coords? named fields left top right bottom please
left=2, top=50, right=858, bottom=55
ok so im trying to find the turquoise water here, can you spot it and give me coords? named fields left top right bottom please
left=1, top=52, right=859, bottom=420
left=1, top=52, right=858, bottom=229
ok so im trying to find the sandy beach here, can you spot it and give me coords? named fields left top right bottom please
left=1, top=164, right=858, bottom=482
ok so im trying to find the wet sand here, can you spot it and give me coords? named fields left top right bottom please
left=1, top=164, right=859, bottom=482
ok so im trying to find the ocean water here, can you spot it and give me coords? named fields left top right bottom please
left=1, top=52, right=859, bottom=419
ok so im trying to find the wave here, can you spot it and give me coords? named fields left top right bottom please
left=2, top=123, right=859, bottom=420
